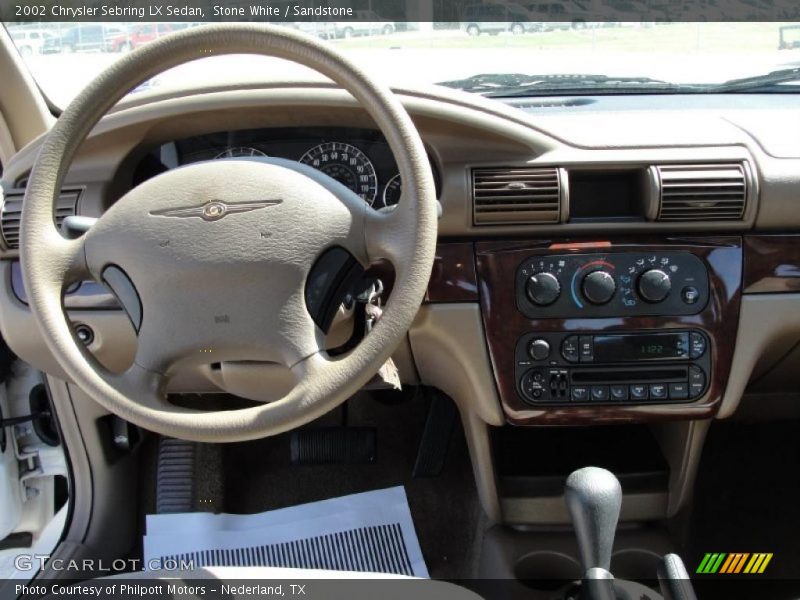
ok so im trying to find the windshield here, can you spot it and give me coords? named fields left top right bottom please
left=7, top=21, right=800, bottom=107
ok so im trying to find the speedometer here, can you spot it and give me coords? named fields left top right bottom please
left=299, top=142, right=378, bottom=205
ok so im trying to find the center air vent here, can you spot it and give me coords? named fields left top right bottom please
left=1, top=189, right=80, bottom=250
left=653, top=163, right=747, bottom=222
left=472, top=167, right=561, bottom=225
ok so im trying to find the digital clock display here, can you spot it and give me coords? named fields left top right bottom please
left=594, top=332, right=689, bottom=362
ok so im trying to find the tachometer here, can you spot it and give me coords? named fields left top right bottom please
left=299, top=142, right=378, bottom=205
left=382, top=174, right=402, bottom=208
left=214, top=146, right=267, bottom=159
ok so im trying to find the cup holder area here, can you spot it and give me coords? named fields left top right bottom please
left=514, top=551, right=582, bottom=591
left=611, top=548, right=662, bottom=581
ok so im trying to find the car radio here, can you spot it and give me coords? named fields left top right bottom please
left=515, top=330, right=710, bottom=406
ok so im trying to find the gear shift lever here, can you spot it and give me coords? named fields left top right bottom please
left=565, top=466, right=622, bottom=573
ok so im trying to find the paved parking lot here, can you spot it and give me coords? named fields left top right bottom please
left=11, top=23, right=800, bottom=106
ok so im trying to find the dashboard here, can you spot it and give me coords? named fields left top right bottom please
left=2, top=82, right=800, bottom=431
left=134, top=126, right=441, bottom=209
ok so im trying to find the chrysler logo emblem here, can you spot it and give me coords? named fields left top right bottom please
left=150, top=199, right=282, bottom=222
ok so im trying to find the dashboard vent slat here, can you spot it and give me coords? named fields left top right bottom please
left=472, top=167, right=561, bottom=225
left=655, top=163, right=747, bottom=222
left=1, top=189, right=80, bottom=250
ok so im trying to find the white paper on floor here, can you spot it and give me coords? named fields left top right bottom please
left=143, top=486, right=428, bottom=577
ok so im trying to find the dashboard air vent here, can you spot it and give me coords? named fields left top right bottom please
left=654, top=163, right=747, bottom=221
left=1, top=189, right=80, bottom=250
left=472, top=167, right=561, bottom=225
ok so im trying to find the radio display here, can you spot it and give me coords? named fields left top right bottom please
left=593, top=332, right=689, bottom=362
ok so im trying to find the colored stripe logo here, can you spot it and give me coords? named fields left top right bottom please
left=696, top=552, right=772, bottom=574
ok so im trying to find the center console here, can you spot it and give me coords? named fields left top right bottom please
left=475, top=237, right=742, bottom=424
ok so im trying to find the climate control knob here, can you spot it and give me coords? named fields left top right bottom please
left=526, top=272, right=561, bottom=306
left=582, top=270, right=616, bottom=305
left=638, top=269, right=672, bottom=303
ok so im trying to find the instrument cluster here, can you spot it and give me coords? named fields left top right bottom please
left=160, top=126, right=439, bottom=209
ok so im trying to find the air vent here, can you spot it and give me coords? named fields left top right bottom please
left=472, top=167, right=561, bottom=225
left=1, top=189, right=80, bottom=250
left=654, top=163, right=747, bottom=221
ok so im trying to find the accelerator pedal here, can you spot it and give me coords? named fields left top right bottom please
left=290, top=427, right=377, bottom=465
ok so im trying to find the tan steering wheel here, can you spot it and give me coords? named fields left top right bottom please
left=20, top=24, right=437, bottom=442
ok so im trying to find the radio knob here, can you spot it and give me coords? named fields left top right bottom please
left=528, top=338, right=551, bottom=361
left=638, top=269, right=672, bottom=303
left=526, top=272, right=561, bottom=306
left=582, top=270, right=616, bottom=305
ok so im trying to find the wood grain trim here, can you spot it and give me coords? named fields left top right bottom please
left=475, top=236, right=742, bottom=425
left=743, top=235, right=800, bottom=294
left=425, top=242, right=478, bottom=303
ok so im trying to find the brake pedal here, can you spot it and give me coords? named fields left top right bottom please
left=290, top=427, right=377, bottom=465
left=155, top=438, right=196, bottom=513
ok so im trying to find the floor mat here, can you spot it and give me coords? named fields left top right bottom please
left=219, top=391, right=485, bottom=579
left=144, top=486, right=428, bottom=577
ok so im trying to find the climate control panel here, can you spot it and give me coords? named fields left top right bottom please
left=516, top=252, right=709, bottom=318
left=515, top=330, right=711, bottom=406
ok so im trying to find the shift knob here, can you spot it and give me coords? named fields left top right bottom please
left=565, top=467, right=622, bottom=572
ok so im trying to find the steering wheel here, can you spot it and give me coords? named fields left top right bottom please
left=19, top=24, right=437, bottom=442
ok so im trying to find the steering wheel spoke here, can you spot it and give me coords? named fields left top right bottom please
left=363, top=203, right=411, bottom=266
left=29, top=229, right=91, bottom=291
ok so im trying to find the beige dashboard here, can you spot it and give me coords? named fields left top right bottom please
left=1, top=82, right=800, bottom=427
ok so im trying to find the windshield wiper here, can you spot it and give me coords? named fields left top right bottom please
left=438, top=73, right=693, bottom=96
left=712, top=67, right=800, bottom=92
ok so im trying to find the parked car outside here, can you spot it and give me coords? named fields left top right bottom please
left=290, top=21, right=336, bottom=40
left=106, top=23, right=190, bottom=52
left=42, top=25, right=107, bottom=54
left=7, top=28, right=54, bottom=56
left=334, top=11, right=396, bottom=39
left=460, top=3, right=539, bottom=36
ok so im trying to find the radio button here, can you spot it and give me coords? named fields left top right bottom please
left=610, top=385, right=629, bottom=401
left=630, top=384, right=649, bottom=400
left=590, top=386, right=610, bottom=402
left=650, top=383, right=668, bottom=400
left=579, top=336, right=594, bottom=362
left=562, top=336, right=580, bottom=362
left=669, top=382, right=689, bottom=400
left=689, top=366, right=706, bottom=398
left=689, top=332, right=707, bottom=359
left=521, top=370, right=548, bottom=404
left=571, top=386, right=589, bottom=402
